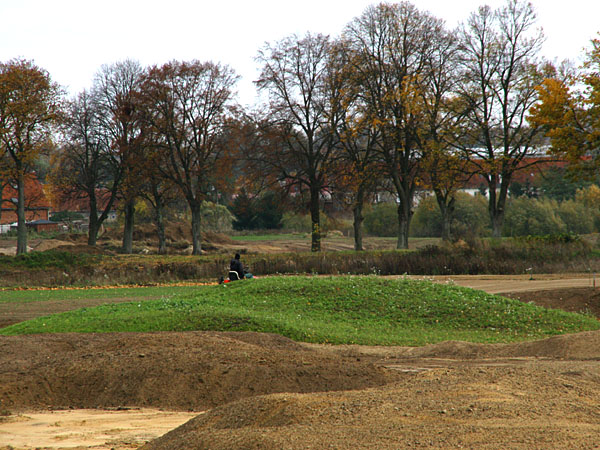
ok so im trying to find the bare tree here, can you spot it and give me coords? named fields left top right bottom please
left=50, top=90, right=121, bottom=246
left=455, top=0, right=546, bottom=237
left=93, top=59, right=145, bottom=253
left=255, top=32, right=341, bottom=252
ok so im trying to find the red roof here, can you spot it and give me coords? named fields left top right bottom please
left=52, top=188, right=114, bottom=213
left=1, top=173, right=50, bottom=210
left=0, top=174, right=51, bottom=225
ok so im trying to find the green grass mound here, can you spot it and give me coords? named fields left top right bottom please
left=2, top=276, right=598, bottom=345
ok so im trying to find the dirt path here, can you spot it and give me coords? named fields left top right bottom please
left=0, top=297, right=161, bottom=328
left=406, top=273, right=599, bottom=294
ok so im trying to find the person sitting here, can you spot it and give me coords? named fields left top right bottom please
left=229, top=253, right=244, bottom=281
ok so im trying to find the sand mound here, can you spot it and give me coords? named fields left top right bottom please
left=0, top=331, right=392, bottom=412
left=33, top=239, right=75, bottom=252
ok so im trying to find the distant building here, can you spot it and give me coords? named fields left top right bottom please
left=26, top=219, right=59, bottom=233
left=0, top=174, right=51, bottom=233
left=51, top=189, right=118, bottom=229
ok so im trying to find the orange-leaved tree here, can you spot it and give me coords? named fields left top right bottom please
left=0, top=59, right=62, bottom=254
left=530, top=39, right=600, bottom=179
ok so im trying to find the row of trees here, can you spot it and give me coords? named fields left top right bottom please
left=51, top=60, right=239, bottom=255
left=245, top=0, right=551, bottom=250
left=1, top=0, right=599, bottom=255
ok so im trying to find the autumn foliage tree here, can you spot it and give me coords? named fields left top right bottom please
left=344, top=2, right=451, bottom=249
left=530, top=39, right=600, bottom=180
left=329, top=41, right=381, bottom=251
left=0, top=59, right=61, bottom=254
left=139, top=60, right=239, bottom=255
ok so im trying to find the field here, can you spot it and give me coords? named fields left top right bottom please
left=2, top=234, right=600, bottom=449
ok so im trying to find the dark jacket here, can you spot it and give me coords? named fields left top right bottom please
left=230, top=258, right=244, bottom=280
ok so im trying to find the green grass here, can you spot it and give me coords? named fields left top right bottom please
left=0, top=285, right=203, bottom=304
left=1, top=276, right=598, bottom=346
left=0, top=250, right=97, bottom=270
left=230, top=233, right=307, bottom=241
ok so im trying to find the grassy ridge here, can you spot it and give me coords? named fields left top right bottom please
left=0, top=285, right=203, bottom=304
left=1, top=276, right=597, bottom=345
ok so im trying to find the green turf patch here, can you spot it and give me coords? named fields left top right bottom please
left=0, top=285, right=203, bottom=304
left=1, top=276, right=598, bottom=345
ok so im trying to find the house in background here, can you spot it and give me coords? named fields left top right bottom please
left=0, top=174, right=53, bottom=233
left=50, top=189, right=118, bottom=231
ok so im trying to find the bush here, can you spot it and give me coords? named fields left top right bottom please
left=364, top=203, right=398, bottom=237
left=281, top=212, right=313, bottom=233
left=410, top=193, right=489, bottom=238
left=281, top=211, right=336, bottom=233
left=231, top=191, right=284, bottom=230
left=201, top=201, right=234, bottom=232
left=575, top=185, right=600, bottom=232
left=557, top=200, right=595, bottom=234
left=503, top=197, right=566, bottom=237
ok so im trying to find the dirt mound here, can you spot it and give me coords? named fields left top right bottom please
left=0, top=331, right=393, bottom=412
left=143, top=358, right=600, bottom=450
left=388, top=330, right=600, bottom=360
left=505, top=287, right=600, bottom=317
left=32, top=239, right=75, bottom=252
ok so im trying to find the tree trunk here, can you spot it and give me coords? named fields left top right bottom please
left=0, top=184, right=4, bottom=224
left=435, top=193, right=455, bottom=242
left=352, top=188, right=366, bottom=251
left=153, top=187, right=167, bottom=255
left=87, top=195, right=100, bottom=246
left=491, top=208, right=505, bottom=238
left=121, top=200, right=135, bottom=254
left=489, top=179, right=508, bottom=238
left=396, top=200, right=411, bottom=250
left=16, top=172, right=27, bottom=255
left=190, top=201, right=203, bottom=255
left=309, top=185, right=321, bottom=252
left=88, top=216, right=100, bottom=246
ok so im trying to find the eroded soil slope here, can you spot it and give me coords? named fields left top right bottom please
left=0, top=331, right=394, bottom=412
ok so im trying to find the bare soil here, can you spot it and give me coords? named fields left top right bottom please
left=2, top=281, right=600, bottom=449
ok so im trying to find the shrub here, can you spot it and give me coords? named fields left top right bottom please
left=410, top=193, right=489, bottom=238
left=364, top=203, right=398, bottom=237
left=557, top=200, right=595, bottom=234
left=201, top=201, right=234, bottom=232
left=231, top=191, right=284, bottom=230
left=281, top=211, right=335, bottom=233
left=503, top=197, right=566, bottom=237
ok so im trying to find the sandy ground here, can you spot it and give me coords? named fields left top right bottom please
left=2, top=276, right=600, bottom=449
left=0, top=409, right=196, bottom=450
left=407, top=273, right=600, bottom=294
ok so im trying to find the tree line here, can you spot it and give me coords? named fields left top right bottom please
left=0, top=0, right=598, bottom=255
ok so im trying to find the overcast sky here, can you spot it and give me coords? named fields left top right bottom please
left=0, top=0, right=597, bottom=106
